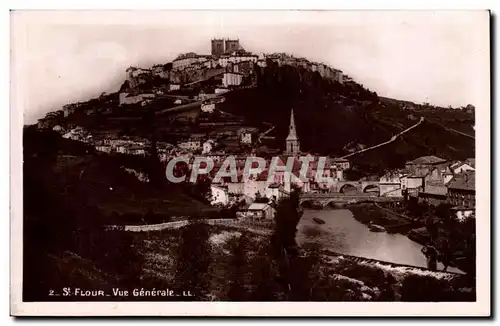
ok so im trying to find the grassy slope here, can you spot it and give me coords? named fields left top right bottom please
left=220, top=85, right=474, bottom=176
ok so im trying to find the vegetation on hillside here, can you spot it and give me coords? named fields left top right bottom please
left=220, top=63, right=474, bottom=176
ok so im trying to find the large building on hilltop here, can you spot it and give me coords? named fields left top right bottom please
left=211, top=38, right=243, bottom=55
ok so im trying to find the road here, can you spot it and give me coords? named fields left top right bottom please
left=258, top=125, right=276, bottom=142
left=155, top=100, right=202, bottom=115
left=426, top=118, right=475, bottom=139
left=340, top=117, right=424, bottom=159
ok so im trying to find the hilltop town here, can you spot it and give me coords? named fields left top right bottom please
left=25, top=37, right=477, bottom=302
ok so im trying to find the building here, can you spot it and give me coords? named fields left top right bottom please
left=225, top=39, right=240, bottom=53
left=450, top=161, right=475, bottom=174
left=464, top=158, right=476, bottom=169
left=201, top=102, right=216, bottom=113
left=119, top=92, right=155, bottom=106
left=405, top=155, right=448, bottom=170
left=125, top=67, right=152, bottom=88
left=447, top=171, right=475, bottom=208
left=172, top=53, right=208, bottom=70
left=423, top=164, right=454, bottom=195
left=169, top=83, right=181, bottom=91
left=400, top=171, right=427, bottom=197
left=211, top=185, right=229, bottom=206
left=245, top=203, right=275, bottom=220
left=222, top=72, right=243, bottom=87
left=402, top=156, right=449, bottom=196
left=211, top=38, right=243, bottom=56
left=202, top=139, right=216, bottom=154
left=215, top=88, right=229, bottom=95
left=379, top=172, right=403, bottom=197
left=178, top=140, right=202, bottom=152
left=331, top=158, right=350, bottom=170
left=52, top=125, right=64, bottom=133
left=211, top=39, right=225, bottom=56
left=285, top=109, right=300, bottom=156
left=240, top=132, right=252, bottom=144
left=63, top=104, right=76, bottom=117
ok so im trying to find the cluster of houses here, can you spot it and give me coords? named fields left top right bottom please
left=207, top=155, right=351, bottom=210
left=379, top=155, right=476, bottom=220
left=117, top=38, right=350, bottom=108
left=262, top=52, right=345, bottom=84
left=175, top=126, right=259, bottom=155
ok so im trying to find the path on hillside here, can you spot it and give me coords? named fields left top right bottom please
left=340, top=117, right=424, bottom=159
left=155, top=100, right=202, bottom=115
left=258, top=125, right=276, bottom=142
left=426, top=118, right=475, bottom=139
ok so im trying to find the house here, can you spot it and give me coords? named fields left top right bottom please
left=227, top=180, right=244, bottom=195
left=447, top=171, right=475, bottom=208
left=405, top=155, right=447, bottom=169
left=222, top=72, right=243, bottom=87
left=52, top=125, right=64, bottom=133
left=245, top=203, right=275, bottom=220
left=215, top=88, right=230, bottom=95
left=450, top=161, right=475, bottom=174
left=95, top=145, right=112, bottom=153
left=169, top=83, right=181, bottom=91
left=211, top=185, right=229, bottom=206
left=379, top=172, right=403, bottom=197
left=37, top=118, right=57, bottom=130
left=331, top=158, right=350, bottom=170
left=417, top=164, right=454, bottom=205
left=202, top=139, right=215, bottom=154
left=240, top=131, right=252, bottom=144
left=243, top=176, right=268, bottom=200
left=400, top=170, right=428, bottom=197
left=174, top=99, right=183, bottom=105
left=119, top=92, right=155, bottom=106
left=201, top=102, right=216, bottom=113
left=177, top=140, right=202, bottom=152
left=63, top=105, right=76, bottom=117
left=424, top=164, right=454, bottom=195
left=257, top=60, right=267, bottom=68
left=464, top=158, right=476, bottom=169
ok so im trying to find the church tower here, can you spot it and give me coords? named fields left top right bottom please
left=285, top=109, right=300, bottom=156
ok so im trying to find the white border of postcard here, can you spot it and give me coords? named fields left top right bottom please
left=10, top=9, right=491, bottom=316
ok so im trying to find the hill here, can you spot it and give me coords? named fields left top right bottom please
left=219, top=62, right=475, bottom=176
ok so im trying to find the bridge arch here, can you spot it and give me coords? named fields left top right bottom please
left=300, top=199, right=322, bottom=208
left=362, top=184, right=380, bottom=194
left=339, top=183, right=358, bottom=194
left=324, top=200, right=344, bottom=208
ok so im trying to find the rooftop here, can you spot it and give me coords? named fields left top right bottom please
left=448, top=171, right=475, bottom=191
left=248, top=203, right=270, bottom=211
left=407, top=155, right=447, bottom=166
left=465, top=158, right=476, bottom=168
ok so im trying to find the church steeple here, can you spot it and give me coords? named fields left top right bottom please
left=285, top=109, right=300, bottom=156
left=286, top=108, right=298, bottom=141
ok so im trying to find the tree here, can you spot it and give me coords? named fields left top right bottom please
left=175, top=220, right=212, bottom=299
left=271, top=187, right=302, bottom=259
left=227, top=234, right=249, bottom=300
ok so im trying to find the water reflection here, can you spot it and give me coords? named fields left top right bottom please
left=297, top=208, right=462, bottom=273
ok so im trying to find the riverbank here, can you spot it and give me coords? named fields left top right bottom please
left=348, top=203, right=411, bottom=227
left=37, top=221, right=474, bottom=301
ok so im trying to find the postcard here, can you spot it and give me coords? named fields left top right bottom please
left=10, top=10, right=490, bottom=316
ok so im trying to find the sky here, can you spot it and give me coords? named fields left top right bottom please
left=11, top=10, right=489, bottom=124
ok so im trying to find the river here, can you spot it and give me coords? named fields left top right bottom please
left=296, top=208, right=462, bottom=273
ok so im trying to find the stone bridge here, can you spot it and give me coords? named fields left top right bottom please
left=299, top=192, right=399, bottom=208
left=332, top=180, right=380, bottom=194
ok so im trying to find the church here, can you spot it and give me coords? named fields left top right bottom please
left=285, top=108, right=300, bottom=156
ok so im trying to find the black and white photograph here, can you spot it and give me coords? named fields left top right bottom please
left=10, top=10, right=490, bottom=316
